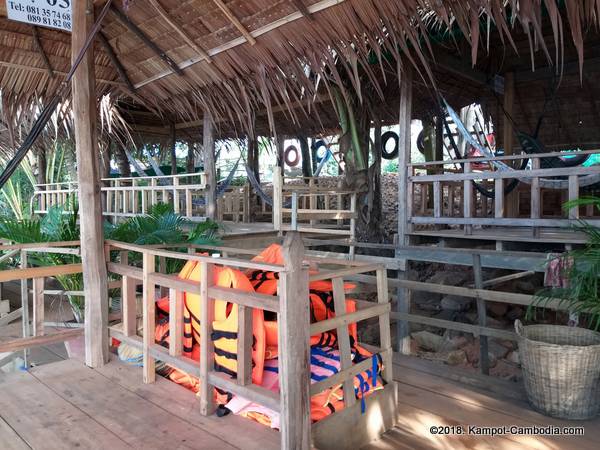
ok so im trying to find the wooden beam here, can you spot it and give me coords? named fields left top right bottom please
left=72, top=0, right=110, bottom=368
left=212, top=0, right=256, bottom=45
left=0, top=329, right=83, bottom=353
left=110, top=4, right=183, bottom=76
left=97, top=31, right=135, bottom=93
left=0, top=60, right=124, bottom=86
left=279, top=232, right=310, bottom=450
left=148, top=0, right=212, bottom=62
left=31, top=26, right=55, bottom=78
left=135, top=0, right=347, bottom=88
left=291, top=0, right=313, bottom=19
left=396, top=64, right=412, bottom=355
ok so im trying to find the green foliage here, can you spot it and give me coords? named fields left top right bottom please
left=0, top=203, right=223, bottom=320
left=383, top=160, right=398, bottom=173
left=529, top=196, right=600, bottom=329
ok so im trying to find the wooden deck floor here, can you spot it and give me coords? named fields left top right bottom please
left=366, top=356, right=600, bottom=450
left=0, top=357, right=279, bottom=450
left=2, top=355, right=599, bottom=449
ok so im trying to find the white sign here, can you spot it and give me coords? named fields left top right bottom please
left=6, top=0, right=72, bottom=32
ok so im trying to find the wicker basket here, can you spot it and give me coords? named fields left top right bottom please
left=516, top=320, right=600, bottom=419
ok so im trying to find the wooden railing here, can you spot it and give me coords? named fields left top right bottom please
left=0, top=241, right=84, bottom=367
left=31, top=172, right=208, bottom=221
left=104, top=233, right=394, bottom=449
left=272, top=168, right=358, bottom=241
left=408, top=150, right=600, bottom=239
left=303, top=237, right=567, bottom=377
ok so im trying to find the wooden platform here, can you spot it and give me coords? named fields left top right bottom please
left=365, top=356, right=600, bottom=450
left=3, top=353, right=599, bottom=449
left=0, top=357, right=279, bottom=450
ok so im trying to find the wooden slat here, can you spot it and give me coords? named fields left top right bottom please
left=332, top=277, right=355, bottom=407
left=473, top=254, right=488, bottom=375
left=169, top=289, right=184, bottom=356
left=107, top=262, right=143, bottom=280
left=237, top=305, right=253, bottom=386
left=32, top=277, right=44, bottom=337
left=212, top=0, right=257, bottom=45
left=0, top=329, right=83, bottom=353
left=376, top=268, right=393, bottom=382
left=310, top=303, right=390, bottom=335
left=309, top=264, right=383, bottom=282
left=142, top=252, right=156, bottom=384
left=208, top=286, right=280, bottom=312
left=0, top=264, right=82, bottom=283
left=200, top=263, right=215, bottom=416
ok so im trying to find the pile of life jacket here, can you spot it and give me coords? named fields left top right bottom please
left=137, top=243, right=384, bottom=424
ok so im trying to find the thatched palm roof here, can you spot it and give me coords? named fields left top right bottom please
left=0, top=1, right=598, bottom=139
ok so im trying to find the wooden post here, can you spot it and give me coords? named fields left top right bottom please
left=20, top=250, right=29, bottom=366
left=568, top=175, right=580, bottom=220
left=273, top=166, right=283, bottom=231
left=203, top=112, right=217, bottom=220
left=279, top=232, right=310, bottom=450
left=473, top=254, right=489, bottom=375
left=121, top=250, right=137, bottom=337
left=332, top=277, right=355, bottom=407
left=237, top=305, right=252, bottom=386
left=463, top=162, right=473, bottom=235
left=142, top=251, right=156, bottom=383
left=168, top=289, right=184, bottom=356
left=73, top=0, right=109, bottom=368
left=199, top=262, right=215, bottom=415
left=531, top=158, right=541, bottom=238
left=396, top=65, right=413, bottom=355
left=503, top=72, right=518, bottom=217
left=32, top=277, right=45, bottom=337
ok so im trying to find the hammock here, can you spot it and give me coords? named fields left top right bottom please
left=193, top=159, right=240, bottom=206
left=444, top=100, right=600, bottom=190
left=313, top=148, right=332, bottom=178
left=244, top=164, right=292, bottom=208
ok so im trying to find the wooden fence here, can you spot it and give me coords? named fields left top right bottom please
left=31, top=172, right=207, bottom=221
left=104, top=233, right=395, bottom=450
left=408, top=149, right=600, bottom=244
left=0, top=241, right=84, bottom=367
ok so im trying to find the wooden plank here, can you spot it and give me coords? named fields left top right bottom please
left=472, top=254, right=488, bottom=375
left=310, top=303, right=390, bottom=335
left=279, top=232, right=311, bottom=450
left=0, top=329, right=83, bottom=353
left=0, top=415, right=29, bottom=450
left=142, top=252, right=156, bottom=384
left=96, top=358, right=280, bottom=450
left=200, top=263, right=215, bottom=415
left=312, top=385, right=398, bottom=450
left=32, top=277, right=44, bottom=337
left=397, top=66, right=413, bottom=246
left=237, top=305, right=253, bottom=385
left=0, top=368, right=129, bottom=449
left=463, top=162, right=473, bottom=235
left=0, top=263, right=82, bottom=283
left=376, top=268, right=393, bottom=382
left=309, top=263, right=383, bottom=282
left=392, top=311, right=516, bottom=340
left=332, top=277, right=355, bottom=406
left=29, top=359, right=237, bottom=449
left=72, top=0, right=109, bottom=369
left=169, top=289, right=184, bottom=356
left=568, top=174, right=580, bottom=220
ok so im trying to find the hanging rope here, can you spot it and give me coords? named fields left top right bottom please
left=0, top=0, right=114, bottom=190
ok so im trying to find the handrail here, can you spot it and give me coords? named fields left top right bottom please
left=409, top=148, right=600, bottom=167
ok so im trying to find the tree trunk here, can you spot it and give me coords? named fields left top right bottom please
left=170, top=123, right=177, bottom=176
left=298, top=135, right=312, bottom=180
left=115, top=145, right=131, bottom=177
left=186, top=141, right=195, bottom=173
left=36, top=145, right=46, bottom=186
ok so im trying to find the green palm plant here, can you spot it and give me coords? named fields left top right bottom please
left=0, top=202, right=222, bottom=321
left=529, top=196, right=600, bottom=329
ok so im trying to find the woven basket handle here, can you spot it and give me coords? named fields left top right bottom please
left=514, top=319, right=524, bottom=336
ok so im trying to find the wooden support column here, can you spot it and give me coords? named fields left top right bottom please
left=396, top=65, right=413, bottom=355
left=279, top=232, right=310, bottom=450
left=203, top=112, right=217, bottom=220
left=170, top=123, right=177, bottom=177
left=473, top=254, right=489, bottom=375
left=503, top=72, right=518, bottom=217
left=73, top=0, right=109, bottom=368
